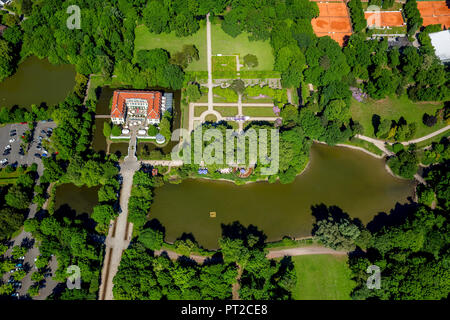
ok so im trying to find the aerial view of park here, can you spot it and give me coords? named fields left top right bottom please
left=0, top=0, right=448, bottom=308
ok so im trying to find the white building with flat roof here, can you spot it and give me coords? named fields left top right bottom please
left=429, top=30, right=450, bottom=63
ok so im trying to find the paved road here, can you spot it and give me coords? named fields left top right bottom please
left=355, top=134, right=394, bottom=156
left=99, top=134, right=140, bottom=300
left=206, top=13, right=213, bottom=112
left=141, top=160, right=183, bottom=166
left=266, top=246, right=347, bottom=259
left=400, top=125, right=450, bottom=145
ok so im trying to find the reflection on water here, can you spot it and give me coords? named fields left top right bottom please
left=0, top=56, right=76, bottom=109
left=54, top=184, right=100, bottom=216
left=149, top=143, right=415, bottom=249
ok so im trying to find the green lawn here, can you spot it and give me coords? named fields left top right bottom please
left=350, top=95, right=445, bottom=140
left=243, top=107, right=276, bottom=117
left=205, top=114, right=217, bottom=122
left=214, top=106, right=238, bottom=117
left=291, top=254, right=355, bottom=300
left=415, top=130, right=450, bottom=148
left=194, top=106, right=208, bottom=117
left=211, top=24, right=274, bottom=71
left=135, top=24, right=207, bottom=71
left=212, top=55, right=237, bottom=72
left=0, top=170, right=21, bottom=185
left=135, top=23, right=275, bottom=72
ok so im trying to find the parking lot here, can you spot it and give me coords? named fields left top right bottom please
left=1, top=120, right=58, bottom=299
left=0, top=121, right=56, bottom=174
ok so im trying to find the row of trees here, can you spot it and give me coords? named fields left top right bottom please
left=113, top=222, right=296, bottom=300
left=0, top=165, right=37, bottom=239
left=404, top=0, right=423, bottom=35
left=128, top=170, right=164, bottom=232
left=347, top=0, right=366, bottom=33
left=0, top=9, right=22, bottom=81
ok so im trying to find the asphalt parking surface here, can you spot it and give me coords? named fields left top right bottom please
left=1, top=120, right=59, bottom=299
left=0, top=121, right=56, bottom=174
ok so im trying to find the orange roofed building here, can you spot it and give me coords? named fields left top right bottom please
left=110, top=90, right=162, bottom=125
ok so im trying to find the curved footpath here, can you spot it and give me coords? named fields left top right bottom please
left=355, top=125, right=450, bottom=156
left=152, top=245, right=346, bottom=265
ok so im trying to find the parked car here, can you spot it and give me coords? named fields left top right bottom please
left=34, top=153, right=41, bottom=159
left=0, top=159, right=7, bottom=165
left=9, top=138, right=15, bottom=143
left=11, top=293, right=19, bottom=298
left=3, top=150, right=10, bottom=156
left=4, top=145, right=11, bottom=150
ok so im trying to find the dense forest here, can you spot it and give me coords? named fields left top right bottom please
left=113, top=220, right=296, bottom=300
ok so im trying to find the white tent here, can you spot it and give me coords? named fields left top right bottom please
left=429, top=30, right=450, bottom=63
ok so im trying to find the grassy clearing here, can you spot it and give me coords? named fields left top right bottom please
left=214, top=106, right=238, bottom=117
left=243, top=107, right=276, bottom=117
left=211, top=24, right=274, bottom=71
left=0, top=170, right=21, bottom=185
left=194, top=106, right=208, bottom=117
left=135, top=24, right=207, bottom=71
left=291, top=255, right=355, bottom=300
left=414, top=129, right=450, bottom=148
left=350, top=95, right=445, bottom=140
left=368, top=26, right=407, bottom=34
left=135, top=23, right=275, bottom=72
left=212, top=55, right=237, bottom=72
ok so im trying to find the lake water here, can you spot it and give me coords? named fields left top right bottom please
left=0, top=56, right=76, bottom=109
left=54, top=184, right=100, bottom=216
left=149, top=143, right=415, bottom=249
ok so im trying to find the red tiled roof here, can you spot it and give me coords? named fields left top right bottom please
left=110, top=90, right=162, bottom=120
